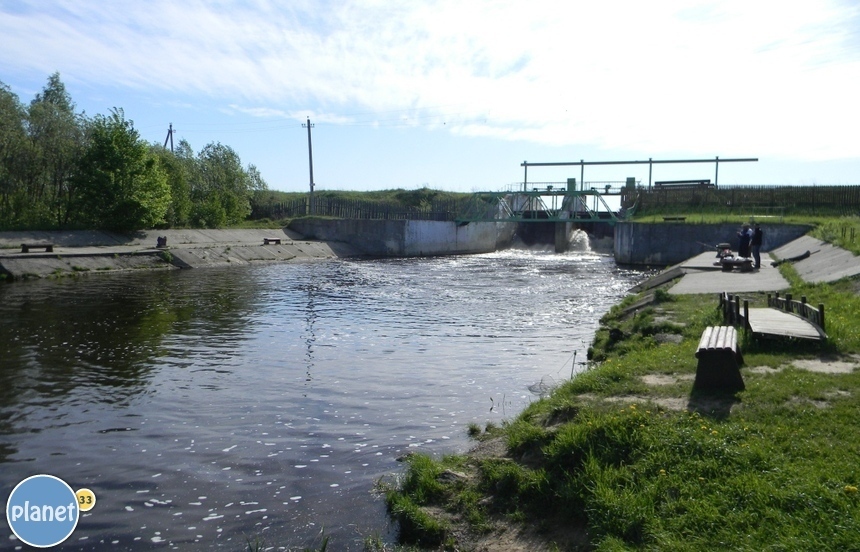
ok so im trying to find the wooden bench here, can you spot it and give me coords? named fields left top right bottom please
left=21, top=243, right=54, bottom=253
left=662, top=216, right=686, bottom=222
left=263, top=238, right=282, bottom=245
left=654, top=179, right=715, bottom=190
left=693, top=326, right=745, bottom=392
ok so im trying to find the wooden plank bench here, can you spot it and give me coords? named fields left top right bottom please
left=263, top=238, right=282, bottom=245
left=654, top=179, right=714, bottom=190
left=693, top=326, right=745, bottom=392
left=21, top=243, right=54, bottom=253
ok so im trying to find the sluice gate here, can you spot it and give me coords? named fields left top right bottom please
left=455, top=184, right=624, bottom=253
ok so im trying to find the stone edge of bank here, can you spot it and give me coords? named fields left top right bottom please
left=0, top=228, right=357, bottom=281
left=0, top=220, right=518, bottom=281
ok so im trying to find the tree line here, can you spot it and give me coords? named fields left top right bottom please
left=0, top=73, right=267, bottom=232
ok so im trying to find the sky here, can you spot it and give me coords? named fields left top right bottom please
left=2, top=0, right=860, bottom=193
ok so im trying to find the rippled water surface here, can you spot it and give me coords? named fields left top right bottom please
left=0, top=247, right=645, bottom=550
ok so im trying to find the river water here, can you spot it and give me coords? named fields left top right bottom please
left=0, top=242, right=645, bottom=550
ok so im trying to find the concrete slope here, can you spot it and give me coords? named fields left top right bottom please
left=0, top=230, right=128, bottom=248
left=0, top=229, right=352, bottom=280
left=771, top=235, right=860, bottom=283
left=0, top=228, right=306, bottom=249
left=168, top=241, right=341, bottom=269
left=657, top=235, right=860, bottom=295
left=667, top=251, right=789, bottom=295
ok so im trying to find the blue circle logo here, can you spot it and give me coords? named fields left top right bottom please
left=6, top=474, right=79, bottom=548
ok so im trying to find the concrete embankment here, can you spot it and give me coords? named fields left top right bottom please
left=0, top=220, right=516, bottom=281
left=614, top=222, right=812, bottom=266
left=630, top=233, right=860, bottom=296
left=290, top=219, right=516, bottom=256
left=0, top=229, right=355, bottom=281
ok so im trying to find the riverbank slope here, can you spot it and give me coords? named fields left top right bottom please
left=386, top=239, right=860, bottom=550
left=0, top=218, right=518, bottom=281
left=0, top=229, right=353, bottom=280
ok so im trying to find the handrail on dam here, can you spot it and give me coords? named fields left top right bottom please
left=455, top=188, right=620, bottom=224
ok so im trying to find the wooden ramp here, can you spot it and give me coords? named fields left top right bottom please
left=746, top=308, right=824, bottom=340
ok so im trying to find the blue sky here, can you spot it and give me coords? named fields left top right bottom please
left=2, top=0, right=859, bottom=193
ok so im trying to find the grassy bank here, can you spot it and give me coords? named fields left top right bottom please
left=385, top=264, right=860, bottom=550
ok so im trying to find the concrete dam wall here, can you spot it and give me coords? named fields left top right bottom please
left=1, top=220, right=819, bottom=281
left=614, top=222, right=813, bottom=266
left=289, top=219, right=516, bottom=256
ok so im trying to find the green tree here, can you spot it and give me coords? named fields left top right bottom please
left=74, top=109, right=170, bottom=231
left=150, top=145, right=191, bottom=227
left=26, top=72, right=86, bottom=226
left=190, top=142, right=260, bottom=227
left=0, top=82, right=28, bottom=228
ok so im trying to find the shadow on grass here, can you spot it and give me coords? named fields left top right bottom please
left=687, top=389, right=741, bottom=421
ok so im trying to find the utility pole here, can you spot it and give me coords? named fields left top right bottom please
left=163, top=123, right=174, bottom=152
left=302, top=117, right=315, bottom=215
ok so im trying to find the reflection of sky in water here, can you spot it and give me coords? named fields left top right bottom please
left=0, top=249, right=646, bottom=550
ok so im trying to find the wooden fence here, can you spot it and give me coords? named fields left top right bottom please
left=251, top=197, right=470, bottom=221
left=719, top=292, right=748, bottom=328
left=767, top=292, right=826, bottom=334
left=720, top=291, right=826, bottom=335
left=636, top=184, right=860, bottom=215
left=253, top=184, right=860, bottom=220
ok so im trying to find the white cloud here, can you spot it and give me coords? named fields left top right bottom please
left=2, top=0, right=858, bottom=161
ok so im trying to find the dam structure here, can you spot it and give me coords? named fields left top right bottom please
left=453, top=180, right=627, bottom=253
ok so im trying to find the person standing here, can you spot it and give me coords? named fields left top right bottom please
left=738, top=223, right=752, bottom=258
left=751, top=223, right=763, bottom=269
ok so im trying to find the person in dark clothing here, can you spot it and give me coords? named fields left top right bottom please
left=737, top=223, right=752, bottom=258
left=751, top=223, right=763, bottom=268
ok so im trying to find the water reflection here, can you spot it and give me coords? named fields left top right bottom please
left=0, top=271, right=262, bottom=409
left=0, top=252, right=645, bottom=550
left=304, top=281, right=318, bottom=386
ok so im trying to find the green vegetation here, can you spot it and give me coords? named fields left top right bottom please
left=254, top=188, right=468, bottom=210
left=249, top=187, right=474, bottom=223
left=811, top=216, right=860, bottom=255
left=632, top=185, right=860, bottom=221
left=0, top=73, right=265, bottom=231
left=386, top=267, right=860, bottom=550
left=75, top=109, right=170, bottom=231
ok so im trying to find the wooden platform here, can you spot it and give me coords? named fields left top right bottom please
left=746, top=308, right=824, bottom=340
